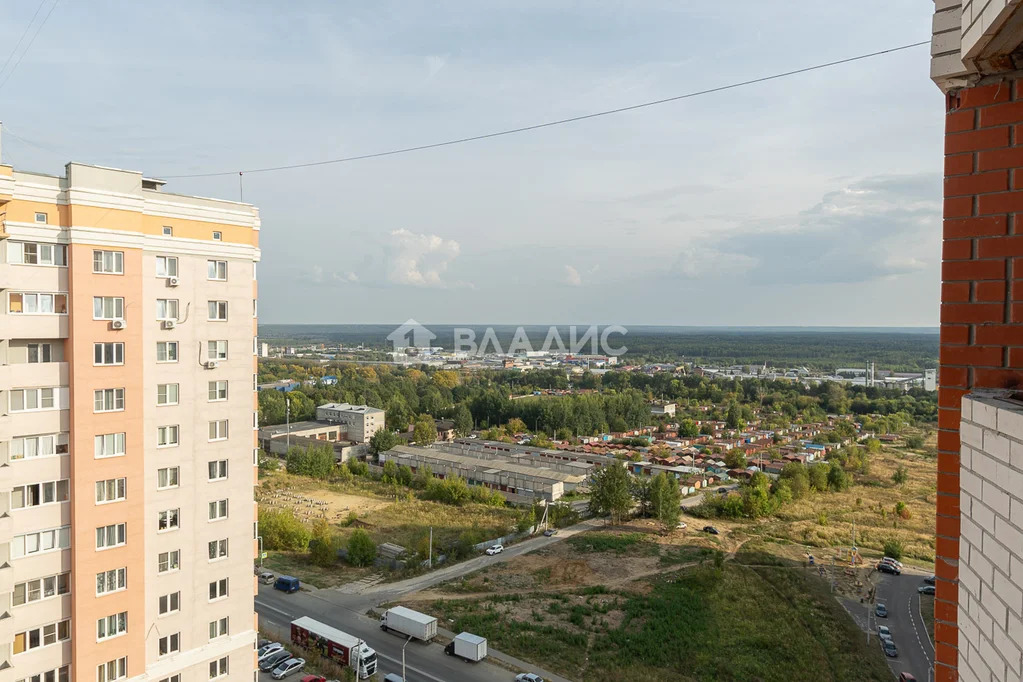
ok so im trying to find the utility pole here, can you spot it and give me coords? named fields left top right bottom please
left=286, top=396, right=291, bottom=450
left=428, top=526, right=433, bottom=569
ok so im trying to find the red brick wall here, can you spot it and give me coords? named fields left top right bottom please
left=939, top=80, right=1023, bottom=682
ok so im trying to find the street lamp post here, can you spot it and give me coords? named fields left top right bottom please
left=402, top=635, right=412, bottom=681
left=286, top=396, right=291, bottom=450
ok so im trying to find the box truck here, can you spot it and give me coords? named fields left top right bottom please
left=445, top=632, right=488, bottom=662
left=379, top=606, right=438, bottom=642
left=290, top=617, right=378, bottom=679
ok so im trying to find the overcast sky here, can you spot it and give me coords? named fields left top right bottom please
left=1, top=1, right=941, bottom=326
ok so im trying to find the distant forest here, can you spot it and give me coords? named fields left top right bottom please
left=258, top=324, right=938, bottom=372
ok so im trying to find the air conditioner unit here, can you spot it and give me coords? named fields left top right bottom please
left=167, top=277, right=180, bottom=287
left=111, top=318, right=126, bottom=330
left=204, top=360, right=219, bottom=370
left=162, top=319, right=176, bottom=330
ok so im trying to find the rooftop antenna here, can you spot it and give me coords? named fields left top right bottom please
left=238, top=171, right=244, bottom=202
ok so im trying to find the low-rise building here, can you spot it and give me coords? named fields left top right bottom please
left=315, top=402, right=385, bottom=443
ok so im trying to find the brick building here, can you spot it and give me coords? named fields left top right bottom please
left=931, top=2, right=1023, bottom=680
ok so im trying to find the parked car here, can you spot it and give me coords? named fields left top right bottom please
left=703, top=526, right=719, bottom=535
left=274, top=575, right=301, bottom=593
left=676, top=521, right=688, bottom=530
left=882, top=557, right=904, bottom=569
left=877, top=562, right=901, bottom=575
left=924, top=575, right=936, bottom=585
left=515, top=675, right=545, bottom=682
left=259, top=650, right=292, bottom=671
left=257, top=638, right=271, bottom=649
left=898, top=673, right=918, bottom=682
left=485, top=544, right=504, bottom=555
left=875, top=603, right=888, bottom=618
left=271, top=658, right=305, bottom=679
left=918, top=585, right=936, bottom=595
left=877, top=625, right=892, bottom=640
left=258, top=642, right=283, bottom=659
left=543, top=529, right=558, bottom=537
left=259, top=571, right=276, bottom=585
left=299, top=676, right=325, bottom=682
left=383, top=675, right=404, bottom=682
left=883, top=640, right=898, bottom=658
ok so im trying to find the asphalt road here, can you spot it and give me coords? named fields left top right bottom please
left=871, top=571, right=935, bottom=681
left=257, top=585, right=515, bottom=682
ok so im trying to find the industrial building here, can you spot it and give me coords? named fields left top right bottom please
left=315, top=402, right=384, bottom=443
left=379, top=445, right=587, bottom=502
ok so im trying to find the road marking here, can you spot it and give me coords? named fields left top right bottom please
left=256, top=600, right=294, bottom=619
left=906, top=594, right=931, bottom=664
left=373, top=652, right=450, bottom=682
left=917, top=593, right=934, bottom=653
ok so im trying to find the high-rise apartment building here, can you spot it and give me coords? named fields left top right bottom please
left=0, top=161, right=260, bottom=682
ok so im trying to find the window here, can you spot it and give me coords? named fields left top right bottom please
left=207, top=300, right=228, bottom=321
left=95, top=432, right=126, bottom=458
left=208, top=538, right=228, bottom=561
left=96, top=568, right=127, bottom=596
left=209, top=617, right=229, bottom=640
left=158, top=591, right=180, bottom=616
left=97, top=612, right=127, bottom=641
left=209, top=657, right=229, bottom=680
left=156, top=341, right=178, bottom=363
left=208, top=380, right=228, bottom=401
left=157, top=383, right=179, bottom=406
left=95, top=478, right=126, bottom=504
left=8, top=292, right=68, bottom=314
left=96, top=523, right=127, bottom=550
left=157, top=467, right=179, bottom=489
left=94, top=342, right=124, bottom=365
left=93, top=250, right=123, bottom=274
left=26, top=342, right=53, bottom=363
left=157, top=425, right=179, bottom=448
left=11, top=527, right=70, bottom=558
left=12, top=433, right=69, bottom=460
left=15, top=665, right=69, bottom=682
left=10, top=387, right=56, bottom=412
left=212, top=231, right=222, bottom=241
left=156, top=299, right=179, bottom=320
left=207, top=260, right=227, bottom=280
left=34, top=212, right=47, bottom=224
left=208, top=578, right=228, bottom=601
left=93, top=296, right=124, bottom=320
left=253, top=299, right=258, bottom=317
left=158, top=509, right=180, bottom=532
left=94, top=388, right=125, bottom=413
left=13, top=619, right=69, bottom=655
left=208, top=499, right=228, bottom=521
left=208, top=340, right=228, bottom=359
left=11, top=480, right=69, bottom=508
left=208, top=460, right=228, bottom=481
left=13, top=572, right=69, bottom=606
left=12, top=242, right=66, bottom=266
left=156, top=255, right=177, bottom=277
left=209, top=420, right=229, bottom=441
left=97, top=657, right=127, bottom=682
left=162, top=226, right=173, bottom=236
left=158, top=550, right=180, bottom=573
left=159, top=676, right=181, bottom=682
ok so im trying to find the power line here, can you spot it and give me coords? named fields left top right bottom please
left=0, top=0, right=48, bottom=83
left=0, top=0, right=61, bottom=94
left=163, top=40, right=929, bottom=180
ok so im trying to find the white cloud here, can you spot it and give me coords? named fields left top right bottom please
left=386, top=229, right=462, bottom=287
left=563, top=265, right=582, bottom=286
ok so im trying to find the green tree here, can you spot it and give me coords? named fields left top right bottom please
left=724, top=450, right=747, bottom=470
left=827, top=464, right=850, bottom=492
left=882, top=538, right=904, bottom=561
left=742, top=484, right=771, bottom=518
left=413, top=464, right=433, bottom=490
left=285, top=444, right=335, bottom=479
left=865, top=438, right=882, bottom=454
left=725, top=402, right=742, bottom=429
left=369, top=429, right=400, bottom=455
left=453, top=405, right=474, bottom=436
left=589, top=462, right=633, bottom=525
left=258, top=508, right=311, bottom=551
left=678, top=419, right=699, bottom=438
left=258, top=390, right=286, bottom=426
left=779, top=462, right=810, bottom=499
left=308, top=519, right=339, bottom=567
left=649, top=472, right=682, bottom=531
left=397, top=464, right=414, bottom=486
left=506, top=417, right=528, bottom=434
left=412, top=417, right=438, bottom=445
left=808, top=462, right=831, bottom=492
left=892, top=465, right=909, bottom=486
left=905, top=434, right=924, bottom=450
left=773, top=480, right=793, bottom=505
left=381, top=459, right=399, bottom=484
left=346, top=529, right=377, bottom=567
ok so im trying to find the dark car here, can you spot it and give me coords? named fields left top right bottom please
left=877, top=562, right=901, bottom=575
left=924, top=575, right=936, bottom=585
left=703, top=526, right=719, bottom=535
left=883, top=640, right=898, bottom=658
left=898, top=674, right=918, bottom=682
left=259, top=650, right=292, bottom=671
left=875, top=603, right=888, bottom=618
left=274, top=576, right=301, bottom=593
left=543, top=529, right=558, bottom=537
left=918, top=585, right=936, bottom=595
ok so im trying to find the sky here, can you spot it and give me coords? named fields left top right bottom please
left=0, top=1, right=943, bottom=326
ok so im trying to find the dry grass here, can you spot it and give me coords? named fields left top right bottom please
left=758, top=445, right=937, bottom=565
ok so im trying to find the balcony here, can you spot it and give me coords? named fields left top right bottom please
left=0, top=262, right=68, bottom=292
left=0, top=313, right=68, bottom=340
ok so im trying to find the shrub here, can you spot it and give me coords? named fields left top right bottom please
left=882, top=538, right=903, bottom=560
left=259, top=508, right=310, bottom=551
left=891, top=465, right=909, bottom=486
left=347, top=529, right=377, bottom=567
left=308, top=519, right=339, bottom=567
left=347, top=459, right=370, bottom=477
left=285, top=444, right=335, bottom=479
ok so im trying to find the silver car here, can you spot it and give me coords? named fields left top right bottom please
left=271, top=658, right=306, bottom=680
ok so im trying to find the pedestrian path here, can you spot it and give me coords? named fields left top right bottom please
left=336, top=573, right=385, bottom=594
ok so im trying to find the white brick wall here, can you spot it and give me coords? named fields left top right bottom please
left=930, top=0, right=1022, bottom=91
left=959, top=391, right=1023, bottom=682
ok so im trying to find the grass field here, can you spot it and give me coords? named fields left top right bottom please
left=419, top=530, right=892, bottom=681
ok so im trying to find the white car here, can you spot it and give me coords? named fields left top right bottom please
left=485, top=544, right=504, bottom=555
left=676, top=522, right=688, bottom=529
left=271, top=658, right=305, bottom=679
